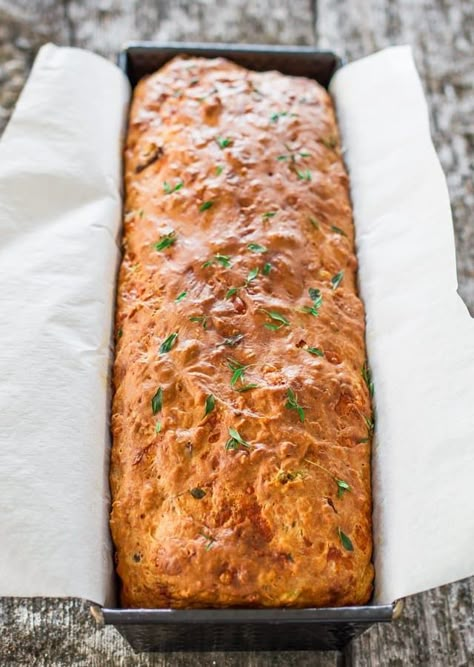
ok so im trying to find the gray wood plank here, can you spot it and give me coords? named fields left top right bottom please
left=317, top=1, right=474, bottom=664
left=63, top=0, right=316, bottom=55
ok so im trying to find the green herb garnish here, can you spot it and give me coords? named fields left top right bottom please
left=175, top=291, right=188, bottom=303
left=154, top=231, right=176, bottom=251
left=308, top=287, right=321, bottom=303
left=336, top=479, right=351, bottom=498
left=225, top=427, right=250, bottom=451
left=151, top=387, right=163, bottom=415
left=199, top=200, right=214, bottom=212
left=307, top=346, right=324, bottom=357
left=199, top=530, right=215, bottom=550
left=262, top=310, right=290, bottom=330
left=364, top=415, right=375, bottom=433
left=204, top=394, right=215, bottom=416
left=117, top=327, right=123, bottom=338
left=285, top=388, right=305, bottom=422
left=189, top=315, right=208, bottom=329
left=203, top=254, right=231, bottom=269
left=309, top=216, right=320, bottom=229
left=155, top=421, right=162, bottom=433
left=245, top=267, right=259, bottom=285
left=159, top=332, right=178, bottom=354
left=226, top=287, right=239, bottom=299
left=227, top=358, right=250, bottom=386
left=362, top=362, right=374, bottom=397
left=263, top=263, right=272, bottom=276
left=331, top=225, right=347, bottom=236
left=304, top=458, right=351, bottom=499
left=235, top=384, right=259, bottom=393
left=331, top=271, right=344, bottom=290
left=296, top=169, right=312, bottom=181
left=262, top=211, right=276, bottom=219
left=222, top=333, right=244, bottom=347
left=247, top=243, right=267, bottom=253
left=190, top=487, right=206, bottom=500
left=277, top=147, right=310, bottom=163
left=338, top=528, right=354, bottom=551
left=216, top=136, right=232, bottom=149
left=163, top=179, right=184, bottom=195
left=215, top=165, right=223, bottom=175
left=270, top=111, right=289, bottom=122
left=301, top=288, right=323, bottom=317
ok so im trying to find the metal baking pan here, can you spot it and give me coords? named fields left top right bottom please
left=98, top=41, right=401, bottom=653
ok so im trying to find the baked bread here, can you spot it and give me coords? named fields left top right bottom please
left=110, top=55, right=374, bottom=608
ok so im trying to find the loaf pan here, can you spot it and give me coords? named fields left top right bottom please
left=98, top=41, right=400, bottom=653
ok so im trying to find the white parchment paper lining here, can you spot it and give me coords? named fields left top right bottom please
left=0, top=43, right=472, bottom=606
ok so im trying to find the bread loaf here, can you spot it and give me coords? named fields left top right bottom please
left=110, top=56, right=374, bottom=608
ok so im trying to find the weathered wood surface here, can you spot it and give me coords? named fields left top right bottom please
left=0, top=1, right=472, bottom=665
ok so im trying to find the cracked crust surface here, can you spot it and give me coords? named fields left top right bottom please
left=110, top=56, right=374, bottom=608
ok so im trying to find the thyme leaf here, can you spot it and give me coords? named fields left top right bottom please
left=216, top=136, right=232, bottom=149
left=215, top=165, right=223, bottom=175
left=331, top=225, right=347, bottom=236
left=338, top=528, right=354, bottom=551
left=189, top=315, right=208, bottom=329
left=151, top=387, right=163, bottom=415
left=163, top=179, right=184, bottom=195
left=199, top=200, right=214, bottom=212
left=309, top=216, right=320, bottom=229
left=285, top=388, right=305, bottom=422
left=364, top=415, right=375, bottom=433
left=331, top=271, right=344, bottom=290
left=263, top=262, right=272, bottom=276
left=154, top=231, right=176, bottom=251
left=247, top=243, right=267, bottom=253
left=222, top=333, right=244, bottom=347
left=227, top=358, right=250, bottom=386
left=155, top=421, right=162, bottom=433
left=235, top=384, right=259, bottom=393
left=307, top=346, right=324, bottom=357
left=301, top=288, right=323, bottom=317
left=203, top=254, right=231, bottom=269
left=159, top=332, right=178, bottom=354
left=262, top=211, right=276, bottom=219
left=296, top=169, right=312, bottom=181
left=336, top=479, right=351, bottom=498
left=245, top=267, right=259, bottom=285
left=225, top=427, right=250, bottom=450
left=199, top=530, right=215, bottom=550
left=362, top=362, right=374, bottom=397
left=204, top=394, right=215, bottom=416
left=175, top=291, right=188, bottom=303
left=270, top=111, right=289, bottom=122
left=226, top=287, right=239, bottom=299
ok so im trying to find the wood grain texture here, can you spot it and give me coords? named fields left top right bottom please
left=317, top=1, right=474, bottom=665
left=0, top=0, right=472, bottom=665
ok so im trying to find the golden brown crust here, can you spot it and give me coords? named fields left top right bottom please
left=110, top=56, right=374, bottom=608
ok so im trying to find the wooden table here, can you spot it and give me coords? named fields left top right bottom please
left=0, top=1, right=472, bottom=664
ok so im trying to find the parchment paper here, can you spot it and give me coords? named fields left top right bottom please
left=0, top=43, right=472, bottom=607
left=331, top=46, right=474, bottom=603
left=0, top=44, right=130, bottom=605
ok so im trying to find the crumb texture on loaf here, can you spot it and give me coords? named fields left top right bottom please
left=110, top=55, right=374, bottom=608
